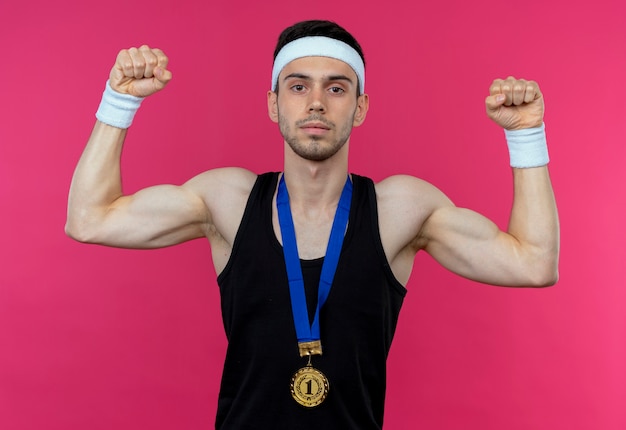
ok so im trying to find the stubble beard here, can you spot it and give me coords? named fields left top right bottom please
left=278, top=111, right=354, bottom=162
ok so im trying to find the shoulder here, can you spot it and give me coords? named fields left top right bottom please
left=181, top=167, right=259, bottom=212
left=373, top=174, right=454, bottom=258
left=184, top=167, right=258, bottom=196
left=374, top=174, right=451, bottom=210
left=182, top=167, right=259, bottom=244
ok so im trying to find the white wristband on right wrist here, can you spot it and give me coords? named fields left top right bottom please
left=504, top=123, right=549, bottom=168
left=95, top=80, right=144, bottom=129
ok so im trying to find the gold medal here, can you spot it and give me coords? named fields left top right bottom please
left=278, top=176, right=351, bottom=409
left=290, top=361, right=330, bottom=407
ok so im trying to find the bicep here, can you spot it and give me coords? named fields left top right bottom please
left=99, top=167, right=257, bottom=249
left=419, top=205, right=527, bottom=286
left=93, top=182, right=210, bottom=248
left=379, top=175, right=549, bottom=287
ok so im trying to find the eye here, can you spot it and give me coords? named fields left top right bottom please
left=291, top=84, right=306, bottom=92
left=329, top=86, right=345, bottom=94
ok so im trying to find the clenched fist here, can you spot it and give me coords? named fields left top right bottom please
left=110, top=45, right=172, bottom=97
left=486, top=77, right=544, bottom=130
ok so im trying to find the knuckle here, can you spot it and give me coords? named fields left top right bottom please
left=150, top=48, right=168, bottom=65
left=489, top=81, right=502, bottom=94
left=116, top=49, right=130, bottom=63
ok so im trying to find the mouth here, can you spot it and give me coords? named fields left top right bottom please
left=299, top=122, right=331, bottom=131
left=299, top=123, right=330, bottom=137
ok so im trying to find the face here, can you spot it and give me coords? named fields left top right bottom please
left=267, top=56, right=369, bottom=162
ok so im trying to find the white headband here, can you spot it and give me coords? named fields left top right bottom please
left=271, top=36, right=365, bottom=94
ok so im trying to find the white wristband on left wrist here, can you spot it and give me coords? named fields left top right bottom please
left=95, top=80, right=144, bottom=129
left=504, top=123, right=549, bottom=168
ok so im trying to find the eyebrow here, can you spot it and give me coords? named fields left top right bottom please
left=283, top=72, right=354, bottom=86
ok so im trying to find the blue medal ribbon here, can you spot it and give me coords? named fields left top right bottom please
left=276, top=174, right=352, bottom=347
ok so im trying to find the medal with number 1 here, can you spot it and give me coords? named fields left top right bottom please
left=277, top=175, right=352, bottom=407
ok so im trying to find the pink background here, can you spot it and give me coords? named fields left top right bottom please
left=1, top=0, right=624, bottom=429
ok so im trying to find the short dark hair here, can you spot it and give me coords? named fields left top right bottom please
left=273, top=20, right=365, bottom=66
left=272, top=20, right=366, bottom=96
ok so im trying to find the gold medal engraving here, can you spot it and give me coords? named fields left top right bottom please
left=290, top=364, right=329, bottom=407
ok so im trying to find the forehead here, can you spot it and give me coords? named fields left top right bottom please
left=279, top=56, right=358, bottom=82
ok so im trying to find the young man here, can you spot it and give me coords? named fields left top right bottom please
left=66, top=20, right=559, bottom=430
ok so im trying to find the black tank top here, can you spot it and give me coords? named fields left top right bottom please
left=216, top=172, right=407, bottom=429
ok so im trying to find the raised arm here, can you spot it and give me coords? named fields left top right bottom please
left=420, top=77, right=559, bottom=287
left=65, top=46, right=255, bottom=251
left=380, top=77, right=559, bottom=288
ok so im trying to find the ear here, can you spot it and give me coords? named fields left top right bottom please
left=352, top=93, right=369, bottom=127
left=267, top=91, right=279, bottom=123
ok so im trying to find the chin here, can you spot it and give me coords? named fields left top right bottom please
left=288, top=140, right=345, bottom=162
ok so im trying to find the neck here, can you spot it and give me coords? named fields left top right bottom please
left=282, top=145, right=349, bottom=212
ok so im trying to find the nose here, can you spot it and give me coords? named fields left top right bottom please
left=308, top=87, right=326, bottom=113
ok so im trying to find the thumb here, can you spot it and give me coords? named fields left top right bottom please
left=153, top=67, right=173, bottom=91
left=485, top=93, right=506, bottom=112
